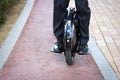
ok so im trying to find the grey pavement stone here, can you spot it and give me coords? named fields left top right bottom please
left=102, top=71, right=119, bottom=80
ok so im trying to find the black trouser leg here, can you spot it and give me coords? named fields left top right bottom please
left=53, top=0, right=91, bottom=45
left=53, top=0, right=69, bottom=42
left=75, top=0, right=91, bottom=45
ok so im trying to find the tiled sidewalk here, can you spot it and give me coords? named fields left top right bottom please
left=89, top=0, right=120, bottom=79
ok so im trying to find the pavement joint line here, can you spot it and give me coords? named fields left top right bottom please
left=0, top=0, right=35, bottom=69
left=88, top=36, right=119, bottom=80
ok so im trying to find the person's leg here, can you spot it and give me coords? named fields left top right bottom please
left=53, top=0, right=69, bottom=42
left=52, top=0, right=69, bottom=53
left=75, top=0, right=91, bottom=54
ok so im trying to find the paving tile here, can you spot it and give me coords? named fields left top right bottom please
left=106, top=42, right=116, bottom=46
left=97, top=21, right=106, bottom=27
left=90, top=16, right=97, bottom=25
left=102, top=31, right=111, bottom=36
left=96, top=40, right=106, bottom=46
left=91, top=23, right=99, bottom=28
left=102, top=16, right=109, bottom=21
left=108, top=47, right=120, bottom=57
left=106, top=24, right=114, bottom=29
left=103, top=20, right=113, bottom=26
left=112, top=34, right=120, bottom=40
left=93, top=28, right=101, bottom=34
left=114, top=57, right=120, bottom=72
left=104, top=36, right=114, bottom=43
left=110, top=61, right=119, bottom=72
left=100, top=26, right=108, bottom=32
left=109, top=28, right=118, bottom=35
left=100, top=46, right=113, bottom=62
left=114, top=57, right=120, bottom=68
left=115, top=40, right=120, bottom=47
left=95, top=34, right=104, bottom=40
left=110, top=19, right=119, bottom=25
left=113, top=24, right=120, bottom=29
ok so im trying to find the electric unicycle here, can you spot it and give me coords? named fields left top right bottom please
left=64, top=8, right=78, bottom=65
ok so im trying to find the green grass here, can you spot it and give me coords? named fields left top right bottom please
left=0, top=0, right=19, bottom=25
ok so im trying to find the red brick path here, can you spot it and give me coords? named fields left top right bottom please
left=0, top=0, right=104, bottom=80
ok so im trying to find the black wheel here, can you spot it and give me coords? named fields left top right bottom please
left=64, top=49, right=74, bottom=65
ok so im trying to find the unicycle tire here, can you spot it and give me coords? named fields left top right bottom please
left=64, top=50, right=74, bottom=65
